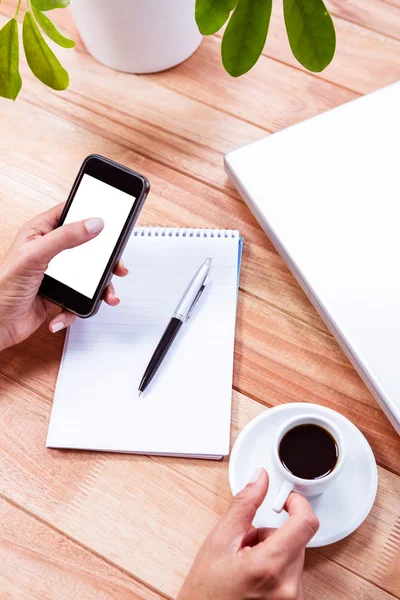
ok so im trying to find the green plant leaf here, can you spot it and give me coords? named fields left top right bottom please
left=195, top=0, right=238, bottom=35
left=0, top=18, right=22, bottom=100
left=32, top=5, right=75, bottom=48
left=23, top=11, right=69, bottom=90
left=31, top=0, right=70, bottom=10
left=221, top=0, right=272, bottom=77
left=284, top=0, right=336, bottom=72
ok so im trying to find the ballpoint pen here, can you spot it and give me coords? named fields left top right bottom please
left=138, top=257, right=212, bottom=396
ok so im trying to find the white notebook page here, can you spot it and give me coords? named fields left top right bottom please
left=47, top=228, right=241, bottom=458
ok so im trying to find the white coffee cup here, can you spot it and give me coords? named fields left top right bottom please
left=271, top=414, right=346, bottom=513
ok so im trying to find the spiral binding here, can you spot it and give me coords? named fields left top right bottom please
left=132, top=227, right=239, bottom=239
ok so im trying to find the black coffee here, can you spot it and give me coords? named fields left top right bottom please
left=279, top=424, right=338, bottom=480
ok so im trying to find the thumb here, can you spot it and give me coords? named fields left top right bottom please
left=213, top=468, right=269, bottom=552
left=35, top=217, right=104, bottom=265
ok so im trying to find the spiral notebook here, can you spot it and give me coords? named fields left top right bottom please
left=47, top=227, right=243, bottom=459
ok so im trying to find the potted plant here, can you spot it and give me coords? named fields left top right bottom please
left=196, top=0, right=336, bottom=75
left=0, top=0, right=335, bottom=101
left=0, top=0, right=75, bottom=100
left=71, top=0, right=335, bottom=75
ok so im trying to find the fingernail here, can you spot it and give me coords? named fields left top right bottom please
left=51, top=322, right=65, bottom=333
left=249, top=468, right=264, bottom=484
left=109, top=283, right=120, bottom=304
left=85, top=217, right=104, bottom=234
left=120, top=259, right=128, bottom=271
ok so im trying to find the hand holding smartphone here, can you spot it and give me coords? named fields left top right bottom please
left=39, top=155, right=150, bottom=317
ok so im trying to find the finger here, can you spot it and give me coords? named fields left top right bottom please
left=241, top=527, right=275, bottom=549
left=259, top=493, right=319, bottom=560
left=212, top=468, right=269, bottom=551
left=49, top=310, right=76, bottom=333
left=23, top=202, right=66, bottom=236
left=33, top=217, right=104, bottom=265
left=113, top=259, right=128, bottom=277
left=104, top=282, right=120, bottom=306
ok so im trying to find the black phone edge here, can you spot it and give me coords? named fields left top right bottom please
left=38, top=154, right=150, bottom=318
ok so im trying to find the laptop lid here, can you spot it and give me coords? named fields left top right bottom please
left=225, top=82, right=400, bottom=433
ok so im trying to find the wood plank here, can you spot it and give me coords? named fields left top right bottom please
left=325, top=0, right=400, bottom=41
left=0, top=99, right=399, bottom=473
left=149, top=35, right=357, bottom=133
left=0, top=497, right=164, bottom=600
left=263, top=1, right=400, bottom=94
left=0, top=374, right=398, bottom=598
left=303, top=552, right=396, bottom=600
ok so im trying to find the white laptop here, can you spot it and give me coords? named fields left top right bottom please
left=225, top=82, right=400, bottom=434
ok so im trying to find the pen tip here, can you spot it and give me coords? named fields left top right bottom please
left=206, top=258, right=212, bottom=266
left=138, top=390, right=142, bottom=397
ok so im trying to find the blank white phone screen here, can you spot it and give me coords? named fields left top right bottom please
left=45, top=174, right=136, bottom=299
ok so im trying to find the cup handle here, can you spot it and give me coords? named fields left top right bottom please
left=272, top=481, right=294, bottom=513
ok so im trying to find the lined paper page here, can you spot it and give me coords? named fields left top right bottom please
left=47, top=228, right=241, bottom=458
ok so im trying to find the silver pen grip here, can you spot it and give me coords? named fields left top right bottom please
left=173, top=258, right=212, bottom=320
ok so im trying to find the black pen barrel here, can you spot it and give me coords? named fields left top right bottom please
left=138, top=317, right=183, bottom=393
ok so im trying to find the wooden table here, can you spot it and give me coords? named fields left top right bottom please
left=1, top=1, right=400, bottom=598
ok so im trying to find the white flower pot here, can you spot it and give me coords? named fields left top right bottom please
left=70, top=0, right=202, bottom=74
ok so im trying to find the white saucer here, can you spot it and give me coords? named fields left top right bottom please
left=229, top=403, right=378, bottom=547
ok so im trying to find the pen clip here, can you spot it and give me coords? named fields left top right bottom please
left=186, top=275, right=211, bottom=320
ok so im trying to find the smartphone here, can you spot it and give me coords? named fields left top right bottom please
left=39, top=155, right=150, bottom=317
